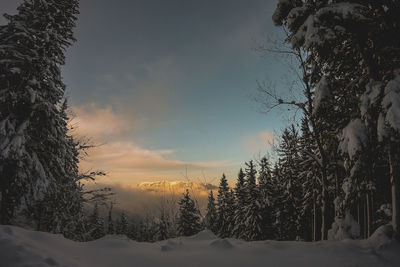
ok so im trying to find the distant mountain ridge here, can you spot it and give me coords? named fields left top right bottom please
left=137, top=180, right=217, bottom=195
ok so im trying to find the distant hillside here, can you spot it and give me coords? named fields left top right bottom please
left=137, top=180, right=217, bottom=196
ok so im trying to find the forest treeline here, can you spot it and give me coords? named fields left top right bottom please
left=85, top=0, right=400, bottom=243
left=0, top=1, right=399, bottom=242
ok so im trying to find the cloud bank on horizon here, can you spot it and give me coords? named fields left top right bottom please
left=71, top=104, right=246, bottom=184
left=71, top=104, right=275, bottom=185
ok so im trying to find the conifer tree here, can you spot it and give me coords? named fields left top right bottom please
left=216, top=173, right=232, bottom=238
left=277, top=126, right=302, bottom=240
left=137, top=220, right=149, bottom=242
left=258, top=156, right=274, bottom=240
left=177, top=189, right=202, bottom=237
left=271, top=161, right=285, bottom=240
left=204, top=190, right=218, bottom=234
left=0, top=0, right=80, bottom=227
left=156, top=212, right=170, bottom=241
left=226, top=189, right=236, bottom=237
left=127, top=222, right=137, bottom=240
left=0, top=1, right=93, bottom=241
left=298, top=117, right=322, bottom=241
left=107, top=204, right=115, bottom=234
left=233, top=168, right=247, bottom=238
left=116, top=212, right=129, bottom=235
left=242, top=160, right=264, bottom=241
left=273, top=0, right=400, bottom=240
left=88, top=203, right=105, bottom=240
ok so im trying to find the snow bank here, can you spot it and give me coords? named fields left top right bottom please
left=367, top=224, right=393, bottom=250
left=0, top=225, right=399, bottom=267
left=328, top=212, right=360, bottom=241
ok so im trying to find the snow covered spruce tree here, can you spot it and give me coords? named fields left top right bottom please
left=298, top=117, right=323, bottom=241
left=273, top=0, right=400, bottom=239
left=116, top=212, right=129, bottom=235
left=88, top=203, right=105, bottom=240
left=257, top=156, right=275, bottom=240
left=156, top=211, right=170, bottom=241
left=277, top=127, right=302, bottom=240
left=107, top=204, right=115, bottom=234
left=204, top=190, right=218, bottom=234
left=241, top=160, right=264, bottom=241
left=233, top=168, right=247, bottom=239
left=177, top=189, right=202, bottom=237
left=216, top=173, right=233, bottom=238
left=0, top=0, right=82, bottom=231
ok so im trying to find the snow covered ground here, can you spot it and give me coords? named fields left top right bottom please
left=1, top=225, right=399, bottom=267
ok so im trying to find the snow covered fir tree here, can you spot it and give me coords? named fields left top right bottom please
left=269, top=0, right=400, bottom=241
left=0, top=0, right=109, bottom=241
left=177, top=189, right=203, bottom=237
left=0, top=0, right=84, bottom=235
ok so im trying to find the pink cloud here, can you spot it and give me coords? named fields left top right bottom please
left=70, top=104, right=130, bottom=140
left=70, top=104, right=234, bottom=185
left=80, top=141, right=232, bottom=177
left=242, top=130, right=275, bottom=154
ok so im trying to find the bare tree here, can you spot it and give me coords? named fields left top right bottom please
left=255, top=35, right=335, bottom=240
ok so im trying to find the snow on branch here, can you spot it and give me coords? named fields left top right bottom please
left=339, top=119, right=367, bottom=161
left=312, top=76, right=331, bottom=115
left=290, top=3, right=368, bottom=49
left=379, top=69, right=400, bottom=140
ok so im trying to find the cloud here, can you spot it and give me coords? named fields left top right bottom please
left=82, top=141, right=229, bottom=171
left=71, top=104, right=233, bottom=184
left=79, top=140, right=232, bottom=184
left=242, top=130, right=275, bottom=154
left=70, top=104, right=130, bottom=140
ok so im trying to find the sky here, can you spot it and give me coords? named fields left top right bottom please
left=0, top=0, right=295, bottom=186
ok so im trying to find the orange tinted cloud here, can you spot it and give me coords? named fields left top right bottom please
left=71, top=105, right=234, bottom=184
left=242, top=130, right=275, bottom=154
left=82, top=141, right=230, bottom=171
left=70, top=104, right=130, bottom=140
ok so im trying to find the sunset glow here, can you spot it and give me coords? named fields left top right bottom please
left=3, top=0, right=289, bottom=186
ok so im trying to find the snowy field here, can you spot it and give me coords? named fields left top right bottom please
left=1, top=225, right=399, bottom=267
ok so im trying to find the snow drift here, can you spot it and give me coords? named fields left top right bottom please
left=0, top=225, right=399, bottom=267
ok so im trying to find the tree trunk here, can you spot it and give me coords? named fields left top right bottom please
left=0, top=190, right=8, bottom=224
left=0, top=162, right=14, bottom=225
left=313, top=193, right=317, bottom=241
left=388, top=144, right=400, bottom=240
left=366, top=192, right=371, bottom=238
left=363, top=195, right=367, bottom=238
left=321, top=167, right=328, bottom=240
left=371, top=191, right=374, bottom=234
left=357, top=199, right=361, bottom=226
left=334, top=165, right=340, bottom=218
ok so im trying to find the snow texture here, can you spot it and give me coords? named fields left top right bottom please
left=367, top=224, right=393, bottom=250
left=339, top=119, right=367, bottom=160
left=1, top=225, right=399, bottom=267
left=290, top=3, right=367, bottom=48
left=360, top=81, right=382, bottom=118
left=379, top=69, right=400, bottom=140
left=328, top=212, right=360, bottom=241
left=312, top=76, right=331, bottom=114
